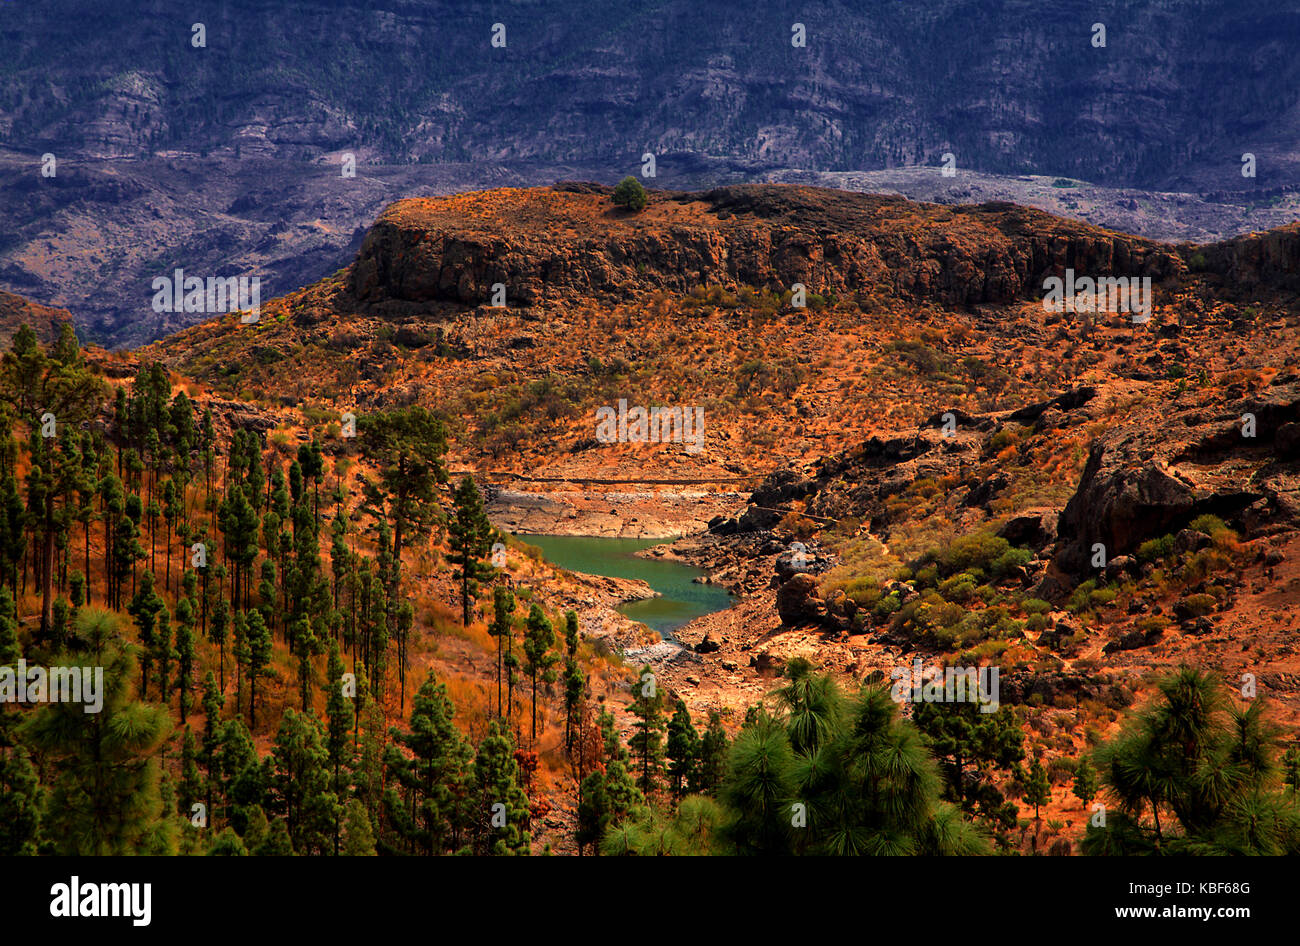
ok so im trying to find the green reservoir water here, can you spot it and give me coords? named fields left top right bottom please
left=517, top=534, right=732, bottom=637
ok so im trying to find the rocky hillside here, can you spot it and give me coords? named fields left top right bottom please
left=148, top=183, right=1300, bottom=493
left=689, top=321, right=1300, bottom=727
left=0, top=289, right=76, bottom=346
left=5, top=0, right=1300, bottom=193
left=349, top=184, right=1187, bottom=311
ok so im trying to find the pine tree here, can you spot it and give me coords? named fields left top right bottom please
left=386, top=671, right=474, bottom=854
left=357, top=406, right=448, bottom=590
left=324, top=641, right=350, bottom=795
left=74, top=433, right=97, bottom=605
left=0, top=587, right=39, bottom=853
left=297, top=439, right=325, bottom=520
left=563, top=658, right=585, bottom=756
left=522, top=604, right=558, bottom=747
left=1072, top=755, right=1099, bottom=808
left=1082, top=668, right=1300, bottom=855
left=206, top=827, right=249, bottom=856
left=179, top=727, right=203, bottom=817
left=717, top=680, right=987, bottom=856
left=603, top=758, right=645, bottom=824
left=219, top=485, right=259, bottom=612
left=127, top=569, right=164, bottom=698
left=393, top=598, right=413, bottom=711
left=258, top=818, right=295, bottom=856
left=98, top=473, right=123, bottom=607
left=471, top=719, right=532, bottom=855
left=488, top=585, right=517, bottom=718
left=289, top=614, right=318, bottom=712
left=1283, top=744, right=1300, bottom=795
left=0, top=466, right=28, bottom=595
left=355, top=693, right=386, bottom=836
left=175, top=596, right=196, bottom=724
left=666, top=698, right=701, bottom=800
left=0, top=744, right=41, bottom=855
left=200, top=671, right=223, bottom=821
left=153, top=600, right=174, bottom=704
left=270, top=709, right=340, bottom=856
left=693, top=711, right=729, bottom=796
left=329, top=505, right=351, bottom=609
left=628, top=665, right=667, bottom=795
left=114, top=492, right=146, bottom=602
left=161, top=480, right=179, bottom=592
left=1024, top=757, right=1050, bottom=824
left=0, top=585, right=19, bottom=667
left=245, top=608, right=272, bottom=730
left=25, top=451, right=56, bottom=638
left=562, top=610, right=584, bottom=752
left=210, top=586, right=228, bottom=691
left=21, top=608, right=174, bottom=855
left=575, top=770, right=610, bottom=856
left=446, top=475, right=495, bottom=626
left=913, top=691, right=1024, bottom=825
left=599, top=706, right=629, bottom=765
left=341, top=798, right=377, bottom=856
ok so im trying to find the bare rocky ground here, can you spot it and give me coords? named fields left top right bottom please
left=487, top=485, right=747, bottom=538
left=768, top=167, right=1300, bottom=244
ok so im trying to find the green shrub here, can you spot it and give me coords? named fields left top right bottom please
left=1178, top=593, right=1218, bottom=618
left=1188, top=514, right=1226, bottom=535
left=612, top=175, right=648, bottom=211
left=1066, top=581, right=1115, bottom=613
left=938, top=573, right=978, bottom=603
left=842, top=576, right=882, bottom=610
left=989, top=428, right=1016, bottom=452
left=938, top=533, right=1011, bottom=577
left=991, top=547, right=1033, bottom=580
left=1089, top=587, right=1117, bottom=608
left=873, top=593, right=902, bottom=621
left=1137, top=534, right=1175, bottom=563
left=1135, top=615, right=1170, bottom=635
left=913, top=564, right=939, bottom=588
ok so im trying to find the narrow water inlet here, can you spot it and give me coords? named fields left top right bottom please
left=515, top=534, right=732, bottom=637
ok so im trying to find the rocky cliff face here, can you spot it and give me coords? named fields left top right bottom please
left=1053, top=381, right=1300, bottom=577
left=348, top=184, right=1187, bottom=313
left=1201, top=224, right=1300, bottom=294
left=5, top=0, right=1299, bottom=194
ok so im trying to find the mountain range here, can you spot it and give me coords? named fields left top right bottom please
left=3, top=0, right=1300, bottom=346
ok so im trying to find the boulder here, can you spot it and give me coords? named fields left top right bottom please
left=707, top=514, right=740, bottom=536
left=776, top=573, right=824, bottom=626
left=694, top=634, right=721, bottom=654
left=997, top=509, right=1059, bottom=551
left=1104, top=554, right=1135, bottom=582
left=775, top=547, right=818, bottom=582
left=1103, top=624, right=1165, bottom=654
left=1174, top=529, right=1212, bottom=554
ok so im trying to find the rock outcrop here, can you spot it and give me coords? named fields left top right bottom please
left=348, top=185, right=1185, bottom=315
left=1054, top=383, right=1300, bottom=577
